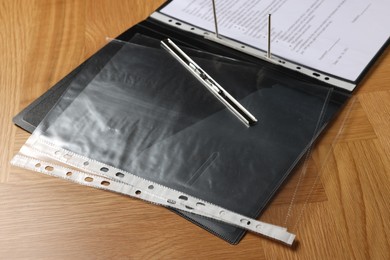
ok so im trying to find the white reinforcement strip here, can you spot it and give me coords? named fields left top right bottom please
left=12, top=136, right=296, bottom=245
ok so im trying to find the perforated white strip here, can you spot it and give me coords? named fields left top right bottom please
left=13, top=137, right=296, bottom=245
left=150, top=12, right=356, bottom=91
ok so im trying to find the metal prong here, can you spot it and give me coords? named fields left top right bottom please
left=267, top=14, right=272, bottom=59
left=211, top=0, right=220, bottom=38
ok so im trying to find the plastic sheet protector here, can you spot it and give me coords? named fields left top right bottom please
left=12, top=39, right=345, bottom=245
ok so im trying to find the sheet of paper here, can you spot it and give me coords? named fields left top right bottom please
left=160, top=0, right=390, bottom=81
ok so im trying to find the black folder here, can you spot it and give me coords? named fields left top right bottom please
left=13, top=1, right=389, bottom=244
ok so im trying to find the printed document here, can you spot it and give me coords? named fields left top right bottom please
left=161, top=0, right=390, bottom=81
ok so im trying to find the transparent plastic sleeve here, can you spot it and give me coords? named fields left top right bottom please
left=13, top=37, right=347, bottom=244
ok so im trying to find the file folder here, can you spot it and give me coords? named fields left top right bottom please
left=13, top=0, right=389, bottom=244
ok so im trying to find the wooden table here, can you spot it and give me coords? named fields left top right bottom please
left=1, top=1, right=389, bottom=259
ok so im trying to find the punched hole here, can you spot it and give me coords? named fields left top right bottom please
left=167, top=199, right=176, bottom=204
left=100, top=167, right=109, bottom=173
left=84, top=177, right=93, bottom=182
left=178, top=195, right=188, bottom=201
left=66, top=172, right=73, bottom=177
left=313, top=72, right=321, bottom=77
left=296, top=66, right=301, bottom=70
left=135, top=190, right=141, bottom=195
left=115, top=172, right=124, bottom=178
left=83, top=161, right=89, bottom=166
left=190, top=27, right=195, bottom=30
left=35, top=163, right=41, bottom=168
left=240, top=219, right=251, bottom=225
left=325, top=77, right=330, bottom=80
left=185, top=206, right=194, bottom=210
left=63, top=154, right=72, bottom=160
left=101, top=181, right=110, bottom=186
left=148, top=185, right=154, bottom=190
left=196, top=202, right=205, bottom=207
left=44, top=166, right=54, bottom=172
left=175, top=22, right=182, bottom=26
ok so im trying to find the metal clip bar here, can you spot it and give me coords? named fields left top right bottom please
left=161, top=38, right=258, bottom=127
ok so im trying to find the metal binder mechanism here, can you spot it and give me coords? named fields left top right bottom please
left=206, top=1, right=279, bottom=66
left=161, top=38, right=258, bottom=127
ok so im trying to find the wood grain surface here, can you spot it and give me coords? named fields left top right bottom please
left=1, top=1, right=389, bottom=259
